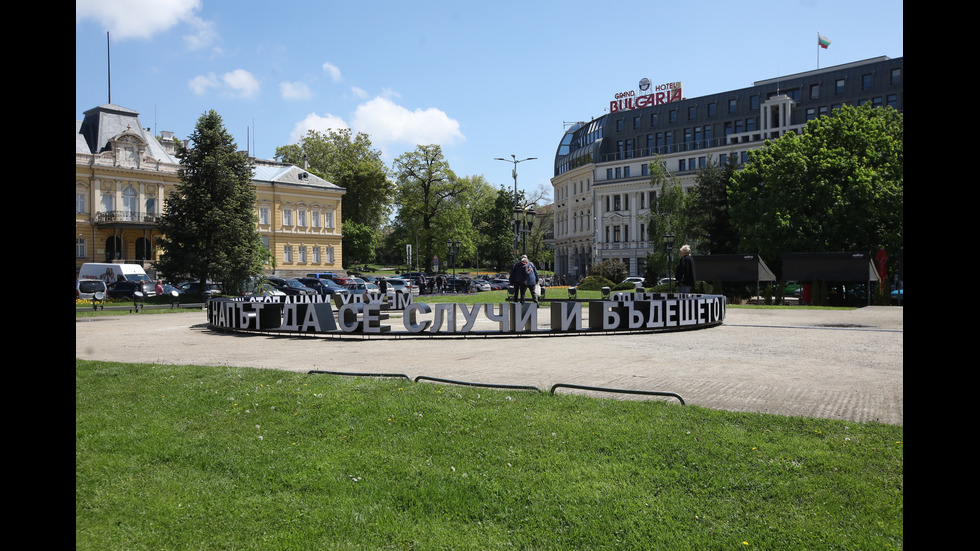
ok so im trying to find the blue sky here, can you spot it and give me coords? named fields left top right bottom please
left=76, top=0, right=903, bottom=200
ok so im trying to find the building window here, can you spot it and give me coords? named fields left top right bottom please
left=623, top=166, right=630, bottom=178
left=326, top=246, right=334, bottom=264
left=283, top=208, right=293, bottom=226
left=862, top=74, right=872, bottom=90
left=886, top=94, right=898, bottom=108
left=616, top=119, right=624, bottom=131
left=606, top=168, right=613, bottom=180
left=325, top=211, right=334, bottom=229
left=810, top=84, right=820, bottom=99
left=890, top=68, right=901, bottom=85
left=284, top=245, right=293, bottom=263
left=679, top=159, right=686, bottom=171
left=633, top=116, right=641, bottom=129
left=669, top=109, right=677, bottom=122
left=312, top=210, right=321, bottom=228
left=76, top=238, right=87, bottom=258
left=76, top=193, right=87, bottom=214
left=641, top=163, right=649, bottom=176
left=123, top=187, right=138, bottom=220
left=298, top=209, right=307, bottom=227
left=728, top=99, right=737, bottom=113
left=615, top=167, right=622, bottom=179
left=146, top=197, right=157, bottom=218
left=313, top=246, right=321, bottom=263
left=650, top=113, right=659, bottom=126
left=836, top=79, right=845, bottom=95
left=688, top=106, right=697, bottom=120
left=299, top=245, right=307, bottom=263
left=708, top=102, right=716, bottom=116
left=750, top=95, right=759, bottom=110
left=806, top=108, right=816, bottom=120
left=259, top=207, right=270, bottom=225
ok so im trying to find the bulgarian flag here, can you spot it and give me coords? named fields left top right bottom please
left=818, top=33, right=832, bottom=49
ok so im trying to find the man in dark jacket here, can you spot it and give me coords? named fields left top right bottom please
left=676, top=244, right=696, bottom=293
left=509, top=254, right=539, bottom=304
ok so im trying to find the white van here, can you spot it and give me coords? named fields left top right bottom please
left=78, top=263, right=152, bottom=285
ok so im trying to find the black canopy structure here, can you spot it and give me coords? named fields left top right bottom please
left=695, top=254, right=776, bottom=299
left=782, top=252, right=881, bottom=306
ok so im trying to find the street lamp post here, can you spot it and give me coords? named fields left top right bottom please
left=511, top=205, right=536, bottom=257
left=494, top=154, right=537, bottom=261
left=663, top=233, right=675, bottom=293
left=446, top=239, right=460, bottom=293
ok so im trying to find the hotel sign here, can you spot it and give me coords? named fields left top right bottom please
left=609, top=79, right=683, bottom=113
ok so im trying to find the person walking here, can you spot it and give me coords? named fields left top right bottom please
left=509, top=254, right=539, bottom=304
left=676, top=244, right=696, bottom=293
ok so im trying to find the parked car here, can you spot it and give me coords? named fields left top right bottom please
left=177, top=281, right=222, bottom=298
left=76, top=279, right=107, bottom=300
left=297, top=277, right=351, bottom=299
left=107, top=280, right=157, bottom=299
left=442, top=276, right=472, bottom=293
left=383, top=277, right=419, bottom=296
left=490, top=278, right=510, bottom=291
left=623, top=276, right=645, bottom=286
left=240, top=279, right=285, bottom=298
left=345, top=282, right=382, bottom=296
left=890, top=287, right=903, bottom=305
left=470, top=278, right=492, bottom=292
left=266, top=277, right=317, bottom=296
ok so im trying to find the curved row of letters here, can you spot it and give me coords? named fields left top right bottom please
left=207, top=292, right=726, bottom=336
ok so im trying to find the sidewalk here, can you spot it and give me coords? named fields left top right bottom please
left=76, top=306, right=903, bottom=425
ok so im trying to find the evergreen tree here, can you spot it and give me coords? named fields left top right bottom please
left=688, top=154, right=740, bottom=254
left=155, top=110, right=265, bottom=296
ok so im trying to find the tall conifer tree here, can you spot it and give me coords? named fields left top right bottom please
left=156, top=110, right=265, bottom=296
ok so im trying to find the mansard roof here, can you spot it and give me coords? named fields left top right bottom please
left=76, top=103, right=179, bottom=164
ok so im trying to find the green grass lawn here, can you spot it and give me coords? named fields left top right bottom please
left=76, top=360, right=902, bottom=550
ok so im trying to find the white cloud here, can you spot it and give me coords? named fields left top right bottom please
left=223, top=69, right=260, bottom=98
left=188, top=73, right=219, bottom=95
left=76, top=0, right=203, bottom=41
left=182, top=15, right=217, bottom=51
left=188, top=69, right=260, bottom=99
left=350, top=86, right=369, bottom=99
left=351, top=97, right=464, bottom=147
left=322, top=62, right=342, bottom=82
left=280, top=81, right=313, bottom=100
left=289, top=113, right=350, bottom=143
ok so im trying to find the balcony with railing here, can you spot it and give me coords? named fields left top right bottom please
left=95, top=210, right=163, bottom=227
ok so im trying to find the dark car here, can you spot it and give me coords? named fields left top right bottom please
left=106, top=280, right=157, bottom=299
left=177, top=281, right=222, bottom=298
left=297, top=277, right=351, bottom=299
left=267, top=277, right=317, bottom=296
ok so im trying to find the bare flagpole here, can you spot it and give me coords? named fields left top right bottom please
left=107, top=31, right=111, bottom=104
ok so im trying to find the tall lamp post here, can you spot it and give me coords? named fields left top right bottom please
left=494, top=154, right=537, bottom=261
left=446, top=239, right=460, bottom=293
left=663, top=233, right=675, bottom=293
left=512, top=205, right=536, bottom=257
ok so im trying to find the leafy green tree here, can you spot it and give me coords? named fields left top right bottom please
left=393, top=145, right=472, bottom=269
left=688, top=154, right=740, bottom=254
left=473, top=186, right=519, bottom=271
left=729, top=104, right=903, bottom=275
left=155, top=110, right=266, bottom=296
left=276, top=129, right=394, bottom=261
left=589, top=259, right=629, bottom=284
left=645, top=158, right=694, bottom=279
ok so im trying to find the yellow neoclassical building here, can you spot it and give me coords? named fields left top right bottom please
left=75, top=104, right=346, bottom=280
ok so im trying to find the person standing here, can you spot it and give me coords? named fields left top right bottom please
left=676, top=244, right=696, bottom=293
left=154, top=280, right=165, bottom=296
left=509, top=254, right=539, bottom=304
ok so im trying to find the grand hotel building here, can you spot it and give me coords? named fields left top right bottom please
left=549, top=56, right=903, bottom=280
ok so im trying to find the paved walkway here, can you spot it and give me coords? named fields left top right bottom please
left=75, top=306, right=903, bottom=425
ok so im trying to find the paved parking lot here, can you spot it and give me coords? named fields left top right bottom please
left=75, top=305, right=903, bottom=425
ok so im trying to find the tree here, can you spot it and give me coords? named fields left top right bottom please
left=644, top=158, right=694, bottom=280
left=729, top=104, right=903, bottom=275
left=155, top=110, right=266, bottom=296
left=276, top=129, right=394, bottom=262
left=392, top=145, right=471, bottom=269
left=688, top=154, right=740, bottom=254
